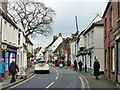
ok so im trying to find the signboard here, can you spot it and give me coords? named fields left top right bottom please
left=1, top=45, right=7, bottom=50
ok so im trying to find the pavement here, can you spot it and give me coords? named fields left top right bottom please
left=2, top=65, right=34, bottom=88
left=69, top=66, right=118, bottom=88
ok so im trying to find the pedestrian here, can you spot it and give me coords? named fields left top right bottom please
left=74, top=60, right=77, bottom=71
left=78, top=60, right=83, bottom=72
left=9, top=59, right=19, bottom=83
left=93, top=59, right=100, bottom=80
left=0, top=58, right=6, bottom=79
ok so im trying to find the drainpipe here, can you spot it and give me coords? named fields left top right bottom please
left=0, top=17, right=2, bottom=89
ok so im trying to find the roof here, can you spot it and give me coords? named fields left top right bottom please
left=45, top=37, right=58, bottom=49
left=0, top=8, right=18, bottom=29
left=102, top=1, right=111, bottom=18
left=26, top=37, right=33, bottom=45
left=83, top=20, right=104, bottom=35
left=82, top=15, right=102, bottom=35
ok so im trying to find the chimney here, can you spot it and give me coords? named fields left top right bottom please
left=62, top=38, right=65, bottom=41
left=59, top=33, right=62, bottom=37
left=53, top=35, right=57, bottom=41
left=0, top=0, right=8, bottom=13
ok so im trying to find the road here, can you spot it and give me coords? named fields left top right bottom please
left=9, top=66, right=89, bottom=89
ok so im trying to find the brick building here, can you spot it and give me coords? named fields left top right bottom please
left=102, top=0, right=119, bottom=83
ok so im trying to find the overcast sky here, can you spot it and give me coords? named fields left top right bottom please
left=29, top=0, right=109, bottom=49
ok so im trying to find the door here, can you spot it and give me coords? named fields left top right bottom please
left=118, top=41, right=120, bottom=74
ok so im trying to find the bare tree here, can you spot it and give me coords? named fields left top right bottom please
left=7, top=0, right=55, bottom=37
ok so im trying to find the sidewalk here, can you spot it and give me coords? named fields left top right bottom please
left=2, top=65, right=34, bottom=88
left=69, top=66, right=118, bottom=88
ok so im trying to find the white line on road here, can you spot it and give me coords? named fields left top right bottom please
left=46, top=82, right=54, bottom=88
left=56, top=76, right=58, bottom=80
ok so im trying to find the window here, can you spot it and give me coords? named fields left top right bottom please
left=105, top=18, right=107, bottom=36
left=105, top=50, right=107, bottom=69
left=111, top=47, right=115, bottom=71
left=110, top=7, right=113, bottom=28
left=18, top=33, right=21, bottom=45
left=85, top=36, right=87, bottom=47
left=91, top=31, right=94, bottom=44
left=88, top=34, right=89, bottom=46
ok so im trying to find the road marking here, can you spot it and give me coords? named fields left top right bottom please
left=9, top=74, right=36, bottom=89
left=46, top=82, right=54, bottom=88
left=80, top=74, right=90, bottom=88
left=79, top=76, right=85, bottom=89
left=56, top=76, right=58, bottom=80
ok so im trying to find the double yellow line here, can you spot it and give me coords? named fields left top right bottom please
left=9, top=74, right=36, bottom=89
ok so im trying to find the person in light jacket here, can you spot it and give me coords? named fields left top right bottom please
left=0, top=58, right=6, bottom=79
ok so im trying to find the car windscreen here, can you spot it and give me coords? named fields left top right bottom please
left=37, top=61, right=46, bottom=66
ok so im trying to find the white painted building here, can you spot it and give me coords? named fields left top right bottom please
left=0, top=8, right=19, bottom=76
left=82, top=15, right=104, bottom=74
left=17, top=27, right=27, bottom=69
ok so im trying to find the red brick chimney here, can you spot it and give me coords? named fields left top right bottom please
left=59, top=33, right=62, bottom=37
left=53, top=35, right=57, bottom=41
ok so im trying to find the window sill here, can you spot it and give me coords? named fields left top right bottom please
left=110, top=70, right=115, bottom=74
left=105, top=68, right=107, bottom=71
left=109, top=27, right=113, bottom=32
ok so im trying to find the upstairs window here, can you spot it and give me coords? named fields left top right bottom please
left=110, top=7, right=113, bottom=29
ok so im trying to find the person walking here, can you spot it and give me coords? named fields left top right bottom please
left=0, top=58, right=6, bottom=79
left=9, top=59, right=19, bottom=83
left=93, top=59, right=100, bottom=80
left=74, top=60, right=77, bottom=71
left=78, top=60, right=83, bottom=72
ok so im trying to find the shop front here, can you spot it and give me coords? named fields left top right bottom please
left=1, top=43, right=18, bottom=77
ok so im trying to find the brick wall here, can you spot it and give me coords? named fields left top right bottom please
left=103, top=1, right=119, bottom=82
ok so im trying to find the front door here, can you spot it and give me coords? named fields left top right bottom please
left=118, top=41, right=120, bottom=74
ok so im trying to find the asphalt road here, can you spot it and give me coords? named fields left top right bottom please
left=9, top=66, right=89, bottom=89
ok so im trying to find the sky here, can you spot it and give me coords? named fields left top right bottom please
left=29, top=0, right=109, bottom=49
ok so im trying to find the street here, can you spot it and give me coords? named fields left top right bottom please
left=9, top=66, right=89, bottom=89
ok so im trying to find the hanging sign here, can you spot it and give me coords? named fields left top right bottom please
left=1, top=45, right=7, bottom=50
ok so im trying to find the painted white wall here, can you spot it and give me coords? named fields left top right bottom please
left=84, top=23, right=104, bottom=73
left=2, top=18, right=18, bottom=47
left=52, top=36, right=62, bottom=52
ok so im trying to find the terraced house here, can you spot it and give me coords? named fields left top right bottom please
left=82, top=15, right=104, bottom=74
left=0, top=8, right=19, bottom=76
left=103, top=0, right=120, bottom=83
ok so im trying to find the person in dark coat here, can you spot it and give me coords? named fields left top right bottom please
left=78, top=60, right=83, bottom=72
left=74, top=60, right=77, bottom=71
left=93, top=59, right=100, bottom=80
left=9, top=59, right=19, bottom=83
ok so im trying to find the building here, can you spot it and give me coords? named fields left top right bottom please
left=70, top=32, right=78, bottom=67
left=82, top=15, right=104, bottom=74
left=17, top=28, right=27, bottom=70
left=45, top=33, right=63, bottom=62
left=26, top=37, right=33, bottom=68
left=0, top=8, right=19, bottom=76
left=102, top=0, right=119, bottom=83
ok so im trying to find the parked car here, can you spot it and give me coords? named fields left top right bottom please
left=34, top=59, right=49, bottom=74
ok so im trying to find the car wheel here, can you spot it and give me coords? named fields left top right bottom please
left=34, top=71, right=36, bottom=74
left=47, top=70, right=50, bottom=74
